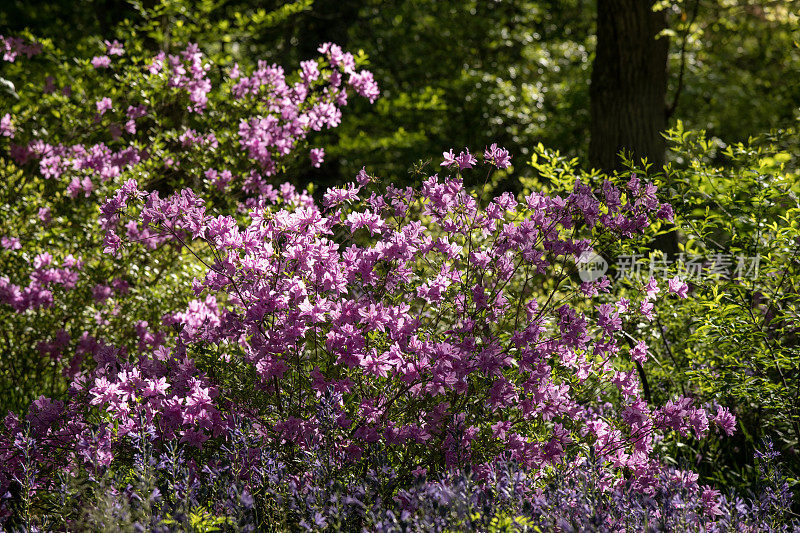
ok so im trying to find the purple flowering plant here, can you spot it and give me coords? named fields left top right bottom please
left=0, top=29, right=378, bottom=414
left=93, top=138, right=725, bottom=475
left=0, top=17, right=780, bottom=532
left=4, top=136, right=741, bottom=526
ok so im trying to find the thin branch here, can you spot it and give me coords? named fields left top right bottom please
left=667, top=0, right=700, bottom=118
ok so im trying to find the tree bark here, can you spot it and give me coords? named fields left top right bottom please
left=590, top=0, right=678, bottom=257
left=589, top=0, right=669, bottom=173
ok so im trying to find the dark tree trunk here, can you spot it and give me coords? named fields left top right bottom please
left=589, top=0, right=669, bottom=173
left=590, top=0, right=678, bottom=257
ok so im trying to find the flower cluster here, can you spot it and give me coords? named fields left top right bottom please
left=80, top=148, right=724, bottom=494
left=6, top=42, right=376, bottom=207
left=0, top=36, right=42, bottom=63
left=0, top=253, right=82, bottom=312
left=234, top=43, right=378, bottom=186
left=145, top=43, right=211, bottom=112
left=0, top=36, right=378, bottom=421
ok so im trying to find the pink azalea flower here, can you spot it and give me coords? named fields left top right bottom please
left=96, top=97, right=112, bottom=115
left=668, top=276, right=689, bottom=298
left=454, top=149, right=477, bottom=170
left=484, top=143, right=511, bottom=169
left=91, top=55, right=111, bottom=68
left=104, top=39, right=124, bottom=56
left=1, top=113, right=14, bottom=137
left=441, top=149, right=457, bottom=168
left=310, top=148, right=325, bottom=168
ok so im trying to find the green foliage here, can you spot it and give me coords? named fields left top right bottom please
left=651, top=122, right=800, bottom=496
left=487, top=512, right=535, bottom=532
left=329, top=0, right=593, bottom=184
left=511, top=123, right=800, bottom=507
left=663, top=1, right=800, bottom=143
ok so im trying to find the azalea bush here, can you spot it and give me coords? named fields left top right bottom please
left=0, top=28, right=377, bottom=413
left=1, top=134, right=742, bottom=528
left=0, top=10, right=796, bottom=532
left=89, top=139, right=728, bottom=471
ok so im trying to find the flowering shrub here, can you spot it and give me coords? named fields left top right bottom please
left=0, top=21, right=786, bottom=532
left=2, top=122, right=744, bottom=527
left=0, top=31, right=378, bottom=413
left=93, top=142, right=726, bottom=472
